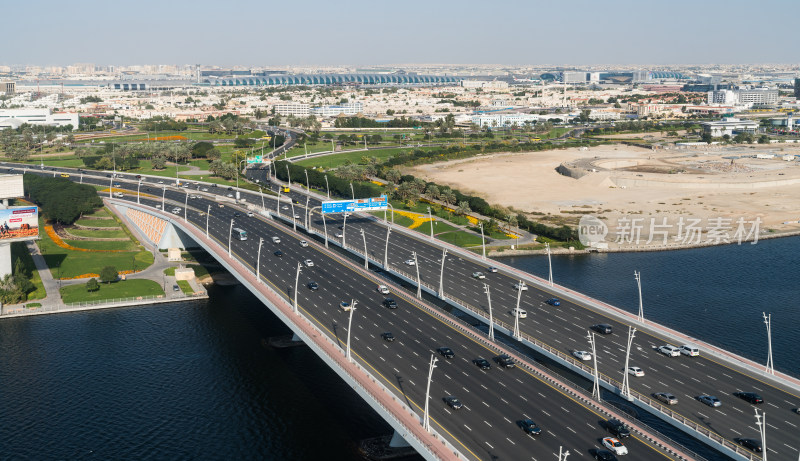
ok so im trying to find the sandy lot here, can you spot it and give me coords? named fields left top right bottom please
left=408, top=144, right=800, bottom=249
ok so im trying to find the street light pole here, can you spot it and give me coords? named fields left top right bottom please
left=546, top=242, right=553, bottom=287
left=276, top=189, right=281, bottom=217
left=755, top=408, right=768, bottom=461
left=621, top=326, right=636, bottom=400
left=558, top=447, right=571, bottom=461
left=184, top=191, right=188, bottom=222
left=137, top=181, right=141, bottom=204
left=256, top=237, right=264, bottom=281
left=161, top=186, right=166, bottom=210
left=513, top=282, right=523, bottom=339
left=484, top=283, right=494, bottom=341
left=427, top=206, right=434, bottom=240
left=438, top=248, right=447, bottom=299
left=342, top=212, right=347, bottom=249
left=763, top=312, right=774, bottom=374
left=290, top=201, right=297, bottom=232
left=322, top=211, right=328, bottom=248
left=294, top=262, right=302, bottom=314
left=286, top=164, right=291, bottom=187
left=360, top=228, right=368, bottom=269
left=349, top=182, right=355, bottom=200
left=346, top=300, right=357, bottom=362
left=587, top=331, right=601, bottom=402
left=413, top=251, right=421, bottom=299
left=634, top=270, right=644, bottom=323
left=479, top=223, right=486, bottom=260
left=423, top=354, right=438, bottom=432
left=383, top=227, right=392, bottom=269
left=206, top=205, right=211, bottom=237
left=259, top=186, right=265, bottom=210
left=228, top=218, right=234, bottom=257
left=324, top=175, right=330, bottom=198
left=108, top=175, right=113, bottom=199
left=304, top=169, right=309, bottom=192
left=305, top=195, right=310, bottom=229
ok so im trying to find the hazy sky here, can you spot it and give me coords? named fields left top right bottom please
left=6, top=0, right=799, bottom=67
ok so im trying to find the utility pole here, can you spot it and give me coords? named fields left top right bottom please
left=184, top=191, right=188, bottom=222
left=256, top=237, right=264, bottom=281
left=587, top=331, right=601, bottom=402
left=634, top=270, right=644, bottom=323
left=484, top=283, right=494, bottom=341
left=383, top=227, right=392, bottom=269
left=423, top=354, right=438, bottom=432
left=346, top=300, right=357, bottom=362
left=755, top=408, right=767, bottom=461
left=325, top=175, right=330, bottom=198
left=259, top=186, right=265, bottom=210
left=161, top=186, right=166, bottom=210
left=349, top=182, right=355, bottom=200
left=558, top=447, right=570, bottom=461
left=413, top=251, right=421, bottom=299
left=290, top=201, right=297, bottom=232
left=621, top=326, right=636, bottom=400
left=513, top=282, right=523, bottom=339
left=763, top=312, right=774, bottom=374
left=294, top=262, right=302, bottom=314
left=305, top=195, right=310, bottom=229
left=360, top=228, right=368, bottom=269
left=276, top=189, right=281, bottom=217
left=322, top=212, right=328, bottom=248
left=546, top=242, right=553, bottom=287
left=137, top=181, right=141, bottom=204
left=228, top=219, right=234, bottom=257
left=438, top=248, right=447, bottom=299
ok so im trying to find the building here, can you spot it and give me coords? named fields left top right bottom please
left=701, top=118, right=759, bottom=137
left=273, top=104, right=310, bottom=116
left=206, top=73, right=458, bottom=87
left=0, top=109, right=79, bottom=130
left=470, top=112, right=539, bottom=128
left=460, top=80, right=509, bottom=91
left=311, top=103, right=363, bottom=117
left=562, top=72, right=587, bottom=84
left=737, top=88, right=779, bottom=106
left=1, top=81, right=14, bottom=95
left=708, top=90, right=738, bottom=105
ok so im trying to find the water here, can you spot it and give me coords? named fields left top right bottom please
left=0, top=284, right=392, bottom=460
left=503, top=236, right=800, bottom=377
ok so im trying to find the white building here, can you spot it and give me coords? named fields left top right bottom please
left=470, top=112, right=539, bottom=128
left=460, top=80, right=509, bottom=91
left=0, top=108, right=79, bottom=130
left=273, top=103, right=310, bottom=116
left=737, top=88, right=779, bottom=106
left=311, top=103, right=363, bottom=117
left=562, top=72, right=587, bottom=84
left=701, top=118, right=759, bottom=137
left=707, top=90, right=738, bottom=105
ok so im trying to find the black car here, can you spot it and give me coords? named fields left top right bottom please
left=307, top=281, right=319, bottom=290
left=212, top=184, right=218, bottom=188
left=735, top=438, right=763, bottom=453
left=274, top=250, right=283, bottom=257
left=437, top=347, right=455, bottom=359
left=591, top=323, right=613, bottom=335
left=382, top=298, right=397, bottom=309
left=734, top=392, right=764, bottom=404
left=473, top=358, right=491, bottom=370
left=381, top=332, right=395, bottom=342
left=517, top=419, right=542, bottom=435
left=443, top=396, right=463, bottom=410
left=233, top=212, right=240, bottom=217
left=592, top=450, right=618, bottom=461
left=605, top=419, right=630, bottom=438
left=227, top=186, right=233, bottom=191
left=494, top=354, right=516, bottom=369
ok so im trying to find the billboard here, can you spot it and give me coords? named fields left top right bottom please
left=0, top=206, right=39, bottom=242
left=322, top=195, right=388, bottom=214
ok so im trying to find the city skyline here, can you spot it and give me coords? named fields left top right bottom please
left=5, top=0, right=800, bottom=67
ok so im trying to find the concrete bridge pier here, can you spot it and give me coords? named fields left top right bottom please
left=290, top=332, right=303, bottom=342
left=389, top=430, right=411, bottom=448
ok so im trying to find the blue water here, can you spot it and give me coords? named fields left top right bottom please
left=503, top=236, right=800, bottom=377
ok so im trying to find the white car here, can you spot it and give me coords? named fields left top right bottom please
left=680, top=345, right=700, bottom=356
left=335, top=232, right=343, bottom=238
left=514, top=282, right=528, bottom=291
left=627, top=366, right=645, bottom=377
left=488, top=266, right=499, bottom=273
left=472, top=271, right=485, bottom=279
left=282, top=206, right=289, bottom=210
left=573, top=350, right=592, bottom=361
left=404, top=259, right=416, bottom=266
left=304, top=259, right=314, bottom=267
left=272, top=236, right=281, bottom=244
left=602, top=437, right=628, bottom=456
left=339, top=301, right=352, bottom=312
left=247, top=211, right=254, bottom=217
left=299, top=240, right=308, bottom=247
left=658, top=345, right=681, bottom=357
left=512, top=307, right=527, bottom=319
left=294, top=214, right=301, bottom=219
left=202, top=188, right=209, bottom=192
left=377, top=285, right=390, bottom=295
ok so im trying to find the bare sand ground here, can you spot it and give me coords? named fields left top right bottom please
left=407, top=144, right=800, bottom=249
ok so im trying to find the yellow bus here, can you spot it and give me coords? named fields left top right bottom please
left=60, top=173, right=70, bottom=178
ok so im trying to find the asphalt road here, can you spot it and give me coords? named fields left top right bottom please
left=11, top=165, right=679, bottom=461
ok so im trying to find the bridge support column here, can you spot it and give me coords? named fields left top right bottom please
left=291, top=332, right=303, bottom=342
left=388, top=430, right=411, bottom=448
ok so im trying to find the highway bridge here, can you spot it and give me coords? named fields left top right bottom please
left=9, top=156, right=800, bottom=460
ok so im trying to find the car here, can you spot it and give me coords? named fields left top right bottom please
left=189, top=194, right=197, bottom=199
left=337, top=225, right=344, bottom=230
left=158, top=180, right=164, bottom=184
left=299, top=240, right=308, bottom=247
left=517, top=419, right=542, bottom=436
left=473, top=358, right=491, bottom=370
left=605, top=419, right=630, bottom=438
left=304, top=259, right=314, bottom=267
left=511, top=307, right=527, bottom=319
left=382, top=298, right=397, bottom=309
left=381, top=332, right=395, bottom=342
left=155, top=205, right=162, bottom=209
left=281, top=205, right=289, bottom=210
left=404, top=259, right=415, bottom=266
left=733, top=392, right=764, bottom=404
left=335, top=232, right=343, bottom=238
left=658, top=345, right=681, bottom=357
left=273, top=250, right=283, bottom=257
left=591, top=323, right=613, bottom=335
left=514, top=282, right=528, bottom=291
left=307, top=281, right=319, bottom=291
left=202, top=188, right=209, bottom=192
left=218, top=203, right=224, bottom=208
left=698, top=395, right=722, bottom=407
left=602, top=437, right=628, bottom=456
left=294, top=214, right=301, bottom=219
left=487, top=266, right=498, bottom=273
left=573, top=350, right=592, bottom=361
left=592, top=450, right=618, bottom=461
left=437, top=347, right=455, bottom=359
left=494, top=354, right=516, bottom=369
left=680, top=345, right=700, bottom=356
left=272, top=236, right=281, bottom=244
left=211, top=183, right=217, bottom=188
left=377, top=285, right=390, bottom=295
left=546, top=298, right=561, bottom=306
left=735, top=438, right=763, bottom=453
left=226, top=193, right=234, bottom=198
left=339, top=301, right=352, bottom=312
left=227, top=187, right=233, bottom=191
left=472, top=271, right=485, bottom=279
left=247, top=211, right=254, bottom=217
left=233, top=212, right=240, bottom=217
left=443, top=396, right=463, bottom=410
left=172, top=284, right=180, bottom=292
left=113, top=183, right=120, bottom=187
left=654, top=392, right=678, bottom=405
left=627, top=366, right=644, bottom=377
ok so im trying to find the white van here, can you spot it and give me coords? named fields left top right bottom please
left=680, top=345, right=699, bottom=357
left=512, top=307, right=527, bottom=319
left=272, top=236, right=281, bottom=244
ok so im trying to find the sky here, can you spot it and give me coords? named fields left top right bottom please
left=5, top=0, right=800, bottom=67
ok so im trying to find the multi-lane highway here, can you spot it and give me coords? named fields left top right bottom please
left=9, top=164, right=682, bottom=461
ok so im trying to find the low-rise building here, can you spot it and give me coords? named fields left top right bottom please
left=701, top=118, right=759, bottom=137
left=274, top=103, right=310, bottom=116
left=0, top=108, right=79, bottom=130
left=311, top=103, right=363, bottom=117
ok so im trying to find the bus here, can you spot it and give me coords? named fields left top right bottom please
left=60, top=173, right=70, bottom=178
left=233, top=228, right=248, bottom=241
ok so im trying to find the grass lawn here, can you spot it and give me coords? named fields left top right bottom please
left=85, top=208, right=111, bottom=218
left=413, top=220, right=459, bottom=236
left=164, top=267, right=176, bottom=276
left=187, top=264, right=210, bottom=278
left=369, top=211, right=414, bottom=228
left=60, top=279, right=165, bottom=304
left=11, top=242, right=46, bottom=301
left=436, top=231, right=484, bottom=247
left=177, top=280, right=193, bottom=294
left=67, top=228, right=128, bottom=239
left=63, top=240, right=140, bottom=251
left=295, top=146, right=438, bottom=169
left=75, top=218, right=119, bottom=228
left=21, top=157, right=85, bottom=168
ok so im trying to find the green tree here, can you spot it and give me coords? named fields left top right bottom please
left=86, top=278, right=100, bottom=292
left=758, top=135, right=770, bottom=144
left=99, top=266, right=118, bottom=284
left=700, top=132, right=713, bottom=144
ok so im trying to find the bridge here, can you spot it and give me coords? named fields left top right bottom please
left=10, top=160, right=799, bottom=461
